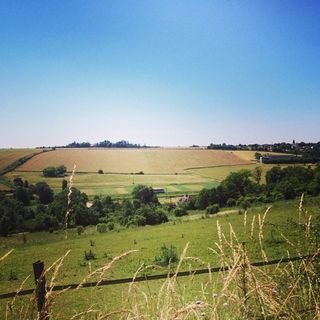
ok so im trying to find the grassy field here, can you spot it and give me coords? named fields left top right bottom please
left=16, top=148, right=250, bottom=173
left=187, top=163, right=310, bottom=184
left=7, top=163, right=308, bottom=197
left=1, top=197, right=319, bottom=318
left=5, top=171, right=218, bottom=198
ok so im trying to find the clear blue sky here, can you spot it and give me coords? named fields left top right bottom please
left=1, top=1, right=319, bottom=147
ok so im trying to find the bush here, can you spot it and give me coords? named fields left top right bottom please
left=237, top=197, right=251, bottom=210
left=84, top=250, right=96, bottom=260
left=154, top=244, right=178, bottom=266
left=206, top=204, right=220, bottom=214
left=226, top=198, right=236, bottom=207
left=107, top=222, right=115, bottom=230
left=98, top=169, right=104, bottom=174
left=96, top=223, right=108, bottom=233
left=173, top=207, right=188, bottom=217
left=9, top=270, right=18, bottom=281
left=43, top=165, right=66, bottom=177
left=77, top=226, right=85, bottom=235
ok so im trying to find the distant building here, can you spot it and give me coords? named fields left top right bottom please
left=153, top=188, right=165, bottom=194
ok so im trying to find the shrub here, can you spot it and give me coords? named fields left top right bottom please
left=154, top=244, right=178, bottom=266
left=84, top=250, right=96, bottom=260
left=96, top=223, right=108, bottom=233
left=173, top=207, right=188, bottom=217
left=98, top=169, right=104, bottom=174
left=206, top=204, right=220, bottom=214
left=107, top=222, right=115, bottom=230
left=227, top=198, right=236, bottom=207
left=77, top=226, right=85, bottom=235
left=237, top=198, right=251, bottom=210
left=166, top=203, right=176, bottom=211
left=9, top=270, right=18, bottom=281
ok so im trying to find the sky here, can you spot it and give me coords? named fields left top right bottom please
left=0, top=0, right=319, bottom=148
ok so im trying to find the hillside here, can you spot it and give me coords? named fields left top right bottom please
left=16, top=148, right=250, bottom=173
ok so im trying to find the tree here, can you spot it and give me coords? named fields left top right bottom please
left=0, top=216, right=10, bottom=236
left=266, top=166, right=283, bottom=185
left=253, top=167, right=262, bottom=184
left=13, top=177, right=23, bottom=187
left=62, top=179, right=68, bottom=190
left=56, top=165, right=67, bottom=176
left=43, top=165, right=66, bottom=177
left=35, top=182, right=54, bottom=204
left=43, top=167, right=57, bottom=177
left=14, top=187, right=30, bottom=206
left=132, top=185, right=158, bottom=204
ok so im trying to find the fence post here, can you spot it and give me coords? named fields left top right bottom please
left=241, top=242, right=248, bottom=318
left=33, top=260, right=48, bottom=319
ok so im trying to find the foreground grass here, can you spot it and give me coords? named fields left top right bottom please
left=1, top=197, right=320, bottom=318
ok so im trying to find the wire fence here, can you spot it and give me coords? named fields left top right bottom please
left=0, top=253, right=314, bottom=300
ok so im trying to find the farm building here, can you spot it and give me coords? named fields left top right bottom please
left=152, top=188, right=165, bottom=194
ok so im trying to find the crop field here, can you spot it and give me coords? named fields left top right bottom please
left=1, top=197, right=319, bottom=318
left=2, top=148, right=299, bottom=197
left=16, top=148, right=251, bottom=173
left=0, top=149, right=42, bottom=172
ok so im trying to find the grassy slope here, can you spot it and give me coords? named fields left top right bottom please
left=1, top=197, right=319, bottom=318
left=5, top=171, right=218, bottom=197
left=188, top=163, right=311, bottom=184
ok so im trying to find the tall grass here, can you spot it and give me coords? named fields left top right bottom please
left=2, top=194, right=320, bottom=319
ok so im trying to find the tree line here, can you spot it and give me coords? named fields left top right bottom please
left=64, top=140, right=151, bottom=148
left=194, top=165, right=320, bottom=211
left=1, top=164, right=320, bottom=236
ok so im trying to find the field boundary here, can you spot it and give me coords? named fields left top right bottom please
left=0, top=149, right=54, bottom=177
left=0, top=253, right=316, bottom=300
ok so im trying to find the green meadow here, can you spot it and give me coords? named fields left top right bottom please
left=1, top=197, right=319, bottom=318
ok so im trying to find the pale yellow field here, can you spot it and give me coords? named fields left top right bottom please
left=17, top=148, right=250, bottom=173
left=0, top=149, right=42, bottom=171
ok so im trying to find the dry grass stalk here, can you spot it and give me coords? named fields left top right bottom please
left=76, top=250, right=138, bottom=289
left=64, top=163, right=76, bottom=240
left=0, top=249, right=14, bottom=263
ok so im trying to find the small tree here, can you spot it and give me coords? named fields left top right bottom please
left=35, top=182, right=54, bottom=204
left=96, top=223, right=108, bottom=233
left=253, top=167, right=262, bottom=184
left=154, top=244, right=178, bottom=266
left=62, top=179, right=68, bottom=190
left=13, top=177, right=24, bottom=187
left=206, top=204, right=219, bottom=214
left=43, top=167, right=57, bottom=177
left=14, top=187, right=30, bottom=206
left=173, top=207, right=188, bottom=217
left=56, top=165, right=67, bottom=176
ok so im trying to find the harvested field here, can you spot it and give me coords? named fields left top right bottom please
left=17, top=148, right=250, bottom=173
left=0, top=149, right=42, bottom=171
